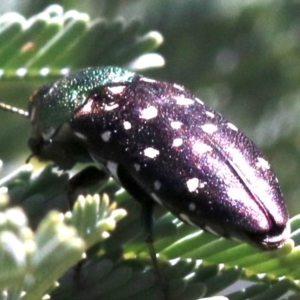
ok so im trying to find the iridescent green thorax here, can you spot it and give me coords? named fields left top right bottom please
left=29, top=67, right=136, bottom=138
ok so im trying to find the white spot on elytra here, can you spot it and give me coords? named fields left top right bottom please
left=154, top=180, right=161, bottom=190
left=172, top=138, right=183, bottom=147
left=227, top=122, right=238, bottom=131
left=151, top=193, right=163, bottom=205
left=171, top=121, right=183, bottom=129
left=107, top=86, right=126, bottom=94
left=186, top=178, right=199, bottom=192
left=193, top=142, right=212, bottom=155
left=199, top=181, right=207, bottom=188
left=256, top=157, right=270, bottom=170
left=140, top=106, right=158, bottom=120
left=101, top=131, right=111, bottom=142
left=144, top=147, right=160, bottom=158
left=205, top=111, right=215, bottom=118
left=179, top=213, right=197, bottom=226
left=74, top=131, right=87, bottom=140
left=195, top=97, right=204, bottom=105
left=189, top=202, right=196, bottom=211
left=140, top=77, right=156, bottom=83
left=174, top=96, right=194, bottom=106
left=173, top=83, right=184, bottom=91
left=107, top=161, right=119, bottom=180
left=104, top=103, right=119, bottom=111
left=201, top=123, right=218, bottom=134
left=123, top=121, right=132, bottom=130
left=134, top=163, right=141, bottom=172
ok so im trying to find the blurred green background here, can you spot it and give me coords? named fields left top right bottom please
left=0, top=0, right=300, bottom=217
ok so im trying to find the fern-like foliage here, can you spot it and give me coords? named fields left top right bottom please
left=0, top=4, right=163, bottom=79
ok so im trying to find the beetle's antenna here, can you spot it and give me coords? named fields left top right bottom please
left=0, top=102, right=29, bottom=118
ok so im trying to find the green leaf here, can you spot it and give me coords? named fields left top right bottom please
left=0, top=4, right=164, bottom=79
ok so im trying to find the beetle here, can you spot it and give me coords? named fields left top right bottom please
left=0, top=66, right=290, bottom=250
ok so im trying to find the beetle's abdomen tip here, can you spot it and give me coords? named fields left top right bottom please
left=259, top=222, right=290, bottom=250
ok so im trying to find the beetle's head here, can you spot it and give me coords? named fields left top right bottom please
left=27, top=67, right=136, bottom=169
left=27, top=78, right=91, bottom=169
left=2, top=67, right=136, bottom=169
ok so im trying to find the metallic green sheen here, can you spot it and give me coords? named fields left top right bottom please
left=31, top=67, right=136, bottom=135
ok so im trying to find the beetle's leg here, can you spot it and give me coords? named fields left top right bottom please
left=116, top=166, right=168, bottom=299
left=117, top=164, right=160, bottom=271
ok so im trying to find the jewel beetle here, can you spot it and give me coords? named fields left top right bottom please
left=0, top=66, right=289, bottom=250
